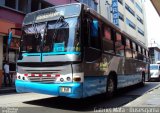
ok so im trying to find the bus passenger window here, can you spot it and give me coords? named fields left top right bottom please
left=132, top=42, right=137, bottom=59
left=102, top=26, right=114, bottom=53
left=90, top=20, right=101, bottom=49
left=115, top=32, right=124, bottom=56
left=125, top=39, right=132, bottom=58
left=137, top=46, right=144, bottom=61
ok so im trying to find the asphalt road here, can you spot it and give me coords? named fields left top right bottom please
left=0, top=82, right=159, bottom=113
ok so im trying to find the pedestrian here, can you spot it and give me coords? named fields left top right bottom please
left=3, top=61, right=11, bottom=87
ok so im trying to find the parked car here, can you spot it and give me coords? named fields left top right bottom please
left=149, top=64, right=160, bottom=81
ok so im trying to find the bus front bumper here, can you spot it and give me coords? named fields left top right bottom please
left=15, top=80, right=83, bottom=98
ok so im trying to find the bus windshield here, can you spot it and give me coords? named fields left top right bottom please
left=150, top=65, right=159, bottom=70
left=21, top=17, right=80, bottom=53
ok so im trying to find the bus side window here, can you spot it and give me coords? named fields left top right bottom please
left=115, top=32, right=125, bottom=56
left=132, top=42, right=137, bottom=59
left=143, top=48, right=147, bottom=62
left=137, top=46, right=144, bottom=61
left=102, top=25, right=114, bottom=53
left=125, top=38, right=132, bottom=58
left=90, top=19, right=101, bottom=49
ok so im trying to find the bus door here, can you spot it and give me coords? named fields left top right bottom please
left=83, top=16, right=102, bottom=76
left=83, top=18, right=102, bottom=62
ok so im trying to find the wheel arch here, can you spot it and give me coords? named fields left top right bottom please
left=108, top=71, right=118, bottom=89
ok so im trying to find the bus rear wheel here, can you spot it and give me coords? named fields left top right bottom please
left=106, top=76, right=116, bottom=98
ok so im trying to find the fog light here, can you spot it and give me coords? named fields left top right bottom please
left=60, top=78, right=64, bottom=82
left=18, top=76, right=21, bottom=79
left=22, top=77, right=25, bottom=80
left=66, top=77, right=71, bottom=81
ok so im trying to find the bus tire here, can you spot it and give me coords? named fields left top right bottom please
left=106, top=74, right=117, bottom=98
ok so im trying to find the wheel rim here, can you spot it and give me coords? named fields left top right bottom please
left=108, top=79, right=114, bottom=93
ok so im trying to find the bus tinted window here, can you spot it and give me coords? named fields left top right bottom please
left=90, top=19, right=101, bottom=49
left=125, top=38, right=132, bottom=58
left=102, top=26, right=114, bottom=53
left=132, top=42, right=138, bottom=59
left=137, top=46, right=144, bottom=61
left=115, top=32, right=124, bottom=56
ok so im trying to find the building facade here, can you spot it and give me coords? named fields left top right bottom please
left=98, top=0, right=147, bottom=47
left=148, top=40, right=160, bottom=64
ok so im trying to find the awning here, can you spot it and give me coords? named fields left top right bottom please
left=151, top=0, right=160, bottom=16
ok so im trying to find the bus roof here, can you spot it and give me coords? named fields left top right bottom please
left=23, top=3, right=82, bottom=26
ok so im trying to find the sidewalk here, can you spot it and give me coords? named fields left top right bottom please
left=0, top=85, right=16, bottom=94
left=124, top=83, right=160, bottom=107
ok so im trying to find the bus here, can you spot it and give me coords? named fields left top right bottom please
left=15, top=3, right=149, bottom=98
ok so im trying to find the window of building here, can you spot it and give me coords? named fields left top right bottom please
left=130, top=0, right=134, bottom=3
left=5, top=0, right=16, bottom=9
left=31, top=0, right=40, bottom=12
left=136, top=2, right=143, bottom=13
left=137, top=15, right=143, bottom=24
left=118, top=0, right=123, bottom=5
left=126, top=18, right=136, bottom=30
left=125, top=3, right=135, bottom=16
left=41, top=1, right=53, bottom=9
left=137, top=27, right=144, bottom=36
left=18, top=0, right=28, bottom=13
left=119, top=12, right=124, bottom=21
left=79, top=0, right=97, bottom=11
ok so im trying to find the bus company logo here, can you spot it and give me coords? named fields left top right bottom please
left=36, top=11, right=64, bottom=21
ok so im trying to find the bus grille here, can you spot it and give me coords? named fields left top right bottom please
left=28, top=76, right=56, bottom=83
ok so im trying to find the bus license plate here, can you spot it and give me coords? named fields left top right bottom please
left=60, top=87, right=71, bottom=93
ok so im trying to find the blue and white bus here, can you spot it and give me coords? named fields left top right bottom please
left=15, top=3, right=149, bottom=98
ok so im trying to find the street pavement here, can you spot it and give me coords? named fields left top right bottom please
left=125, top=82, right=160, bottom=107
left=0, top=82, right=159, bottom=113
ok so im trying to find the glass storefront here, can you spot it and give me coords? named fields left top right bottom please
left=3, top=36, right=20, bottom=72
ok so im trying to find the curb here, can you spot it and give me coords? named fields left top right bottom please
left=147, top=83, right=160, bottom=93
left=0, top=87, right=16, bottom=94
